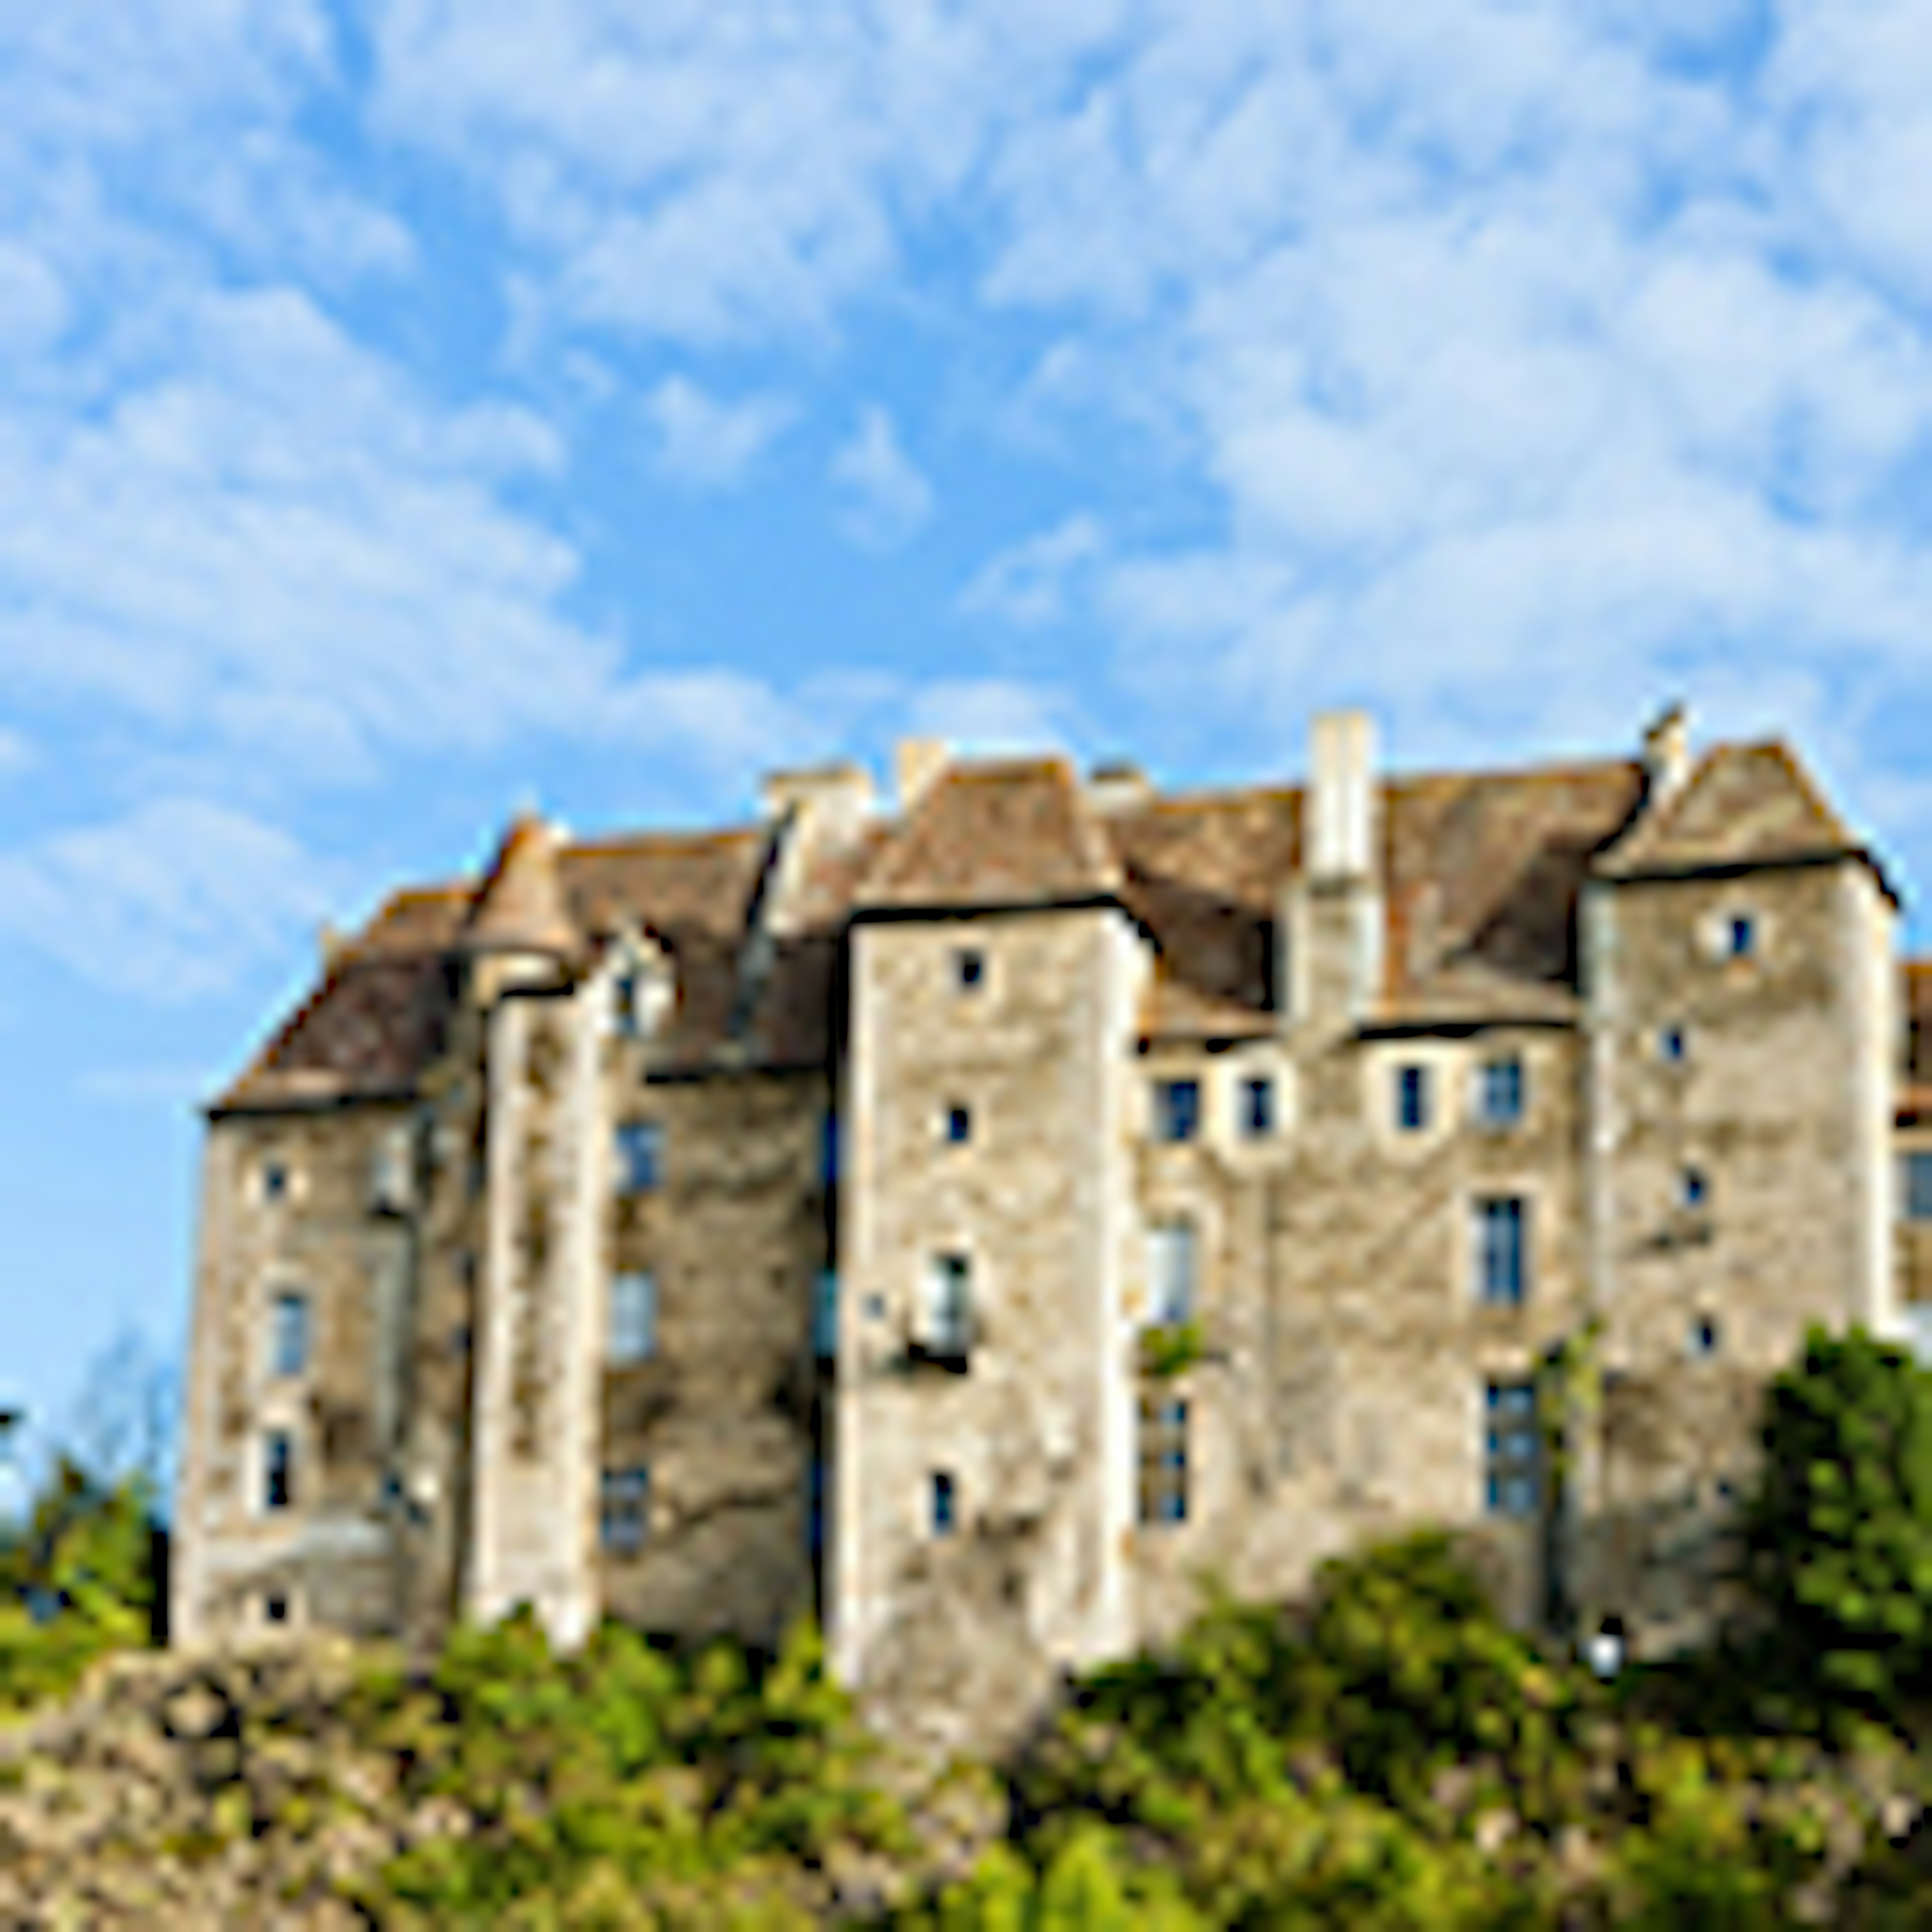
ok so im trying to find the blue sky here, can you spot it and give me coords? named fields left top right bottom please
left=4, top=1, right=1932, bottom=1488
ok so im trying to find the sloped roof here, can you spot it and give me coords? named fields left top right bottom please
left=856, top=759, right=1122, bottom=912
left=214, top=888, right=469, bottom=1111
left=1596, top=741, right=1859, bottom=878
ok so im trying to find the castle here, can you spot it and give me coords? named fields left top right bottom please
left=172, top=706, right=1932, bottom=1753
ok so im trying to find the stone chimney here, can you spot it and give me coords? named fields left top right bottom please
left=895, top=737, right=949, bottom=816
left=1642, top=702, right=1692, bottom=811
left=1309, top=709, right=1377, bottom=879
left=1283, top=709, right=1384, bottom=1029
left=1087, top=760, right=1154, bottom=815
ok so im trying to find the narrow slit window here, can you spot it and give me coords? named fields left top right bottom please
left=1137, top=1396, right=1189, bottom=1525
left=270, top=1292, right=309, bottom=1380
left=263, top=1429, right=294, bottom=1513
left=1475, top=1197, right=1529, bottom=1306
left=1396, top=1064, right=1430, bottom=1133
left=931, top=1470, right=957, bottom=1536
left=600, top=1465, right=650, bottom=1553
left=1483, top=1380, right=1540, bottom=1515
left=1241, top=1075, right=1274, bottom=1139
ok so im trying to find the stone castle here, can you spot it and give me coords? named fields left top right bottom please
left=173, top=706, right=1932, bottom=1753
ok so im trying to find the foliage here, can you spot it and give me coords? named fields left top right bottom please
left=1140, top=1322, right=1206, bottom=1380
left=1738, top=1324, right=1932, bottom=1730
left=344, top=1611, right=915, bottom=1924
left=0, top=1455, right=158, bottom=1716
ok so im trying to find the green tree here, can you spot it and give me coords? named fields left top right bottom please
left=1739, top=1325, right=1932, bottom=1724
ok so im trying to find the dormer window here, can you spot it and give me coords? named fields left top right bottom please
left=1726, top=915, right=1755, bottom=958
left=955, top=947, right=985, bottom=991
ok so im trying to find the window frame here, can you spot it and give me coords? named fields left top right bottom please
left=1153, top=1077, right=1202, bottom=1145
left=263, top=1428, right=295, bottom=1513
left=1482, top=1379, right=1540, bottom=1516
left=614, top=1118, right=664, bottom=1196
left=599, top=1464, right=651, bottom=1555
left=1903, top=1151, right=1932, bottom=1223
left=1396, top=1062, right=1431, bottom=1134
left=269, top=1290, right=309, bottom=1381
left=1137, top=1394, right=1190, bottom=1526
left=1477, top=1055, right=1524, bottom=1130
left=919, top=1252, right=973, bottom=1359
left=1144, top=1219, right=1197, bottom=1328
left=1240, top=1074, right=1275, bottom=1140
left=608, top=1269, right=659, bottom=1365
left=1473, top=1195, right=1530, bottom=1307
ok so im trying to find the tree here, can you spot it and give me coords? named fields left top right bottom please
left=1739, top=1325, right=1932, bottom=1722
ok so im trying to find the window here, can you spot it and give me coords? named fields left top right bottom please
left=813, top=1270, right=839, bottom=1359
left=1688, top=1313, right=1721, bottom=1359
left=612, top=971, right=642, bottom=1037
left=1475, top=1197, right=1530, bottom=1306
left=820, top=1109, right=838, bottom=1187
left=263, top=1429, right=294, bottom=1512
left=1240, top=1075, right=1274, bottom=1139
left=1904, top=1152, right=1932, bottom=1222
left=1726, top=915, right=1755, bottom=958
left=600, top=1466, right=650, bottom=1554
left=264, top=1591, right=289, bottom=1626
left=270, top=1292, right=309, bottom=1380
left=1478, top=1057, right=1524, bottom=1129
left=1138, top=1396, right=1189, bottom=1525
left=955, top=948, right=985, bottom=991
left=1396, top=1063, right=1431, bottom=1133
left=1483, top=1381, right=1540, bottom=1515
left=1145, top=1221, right=1196, bottom=1327
left=1659, top=1026, right=1686, bottom=1064
left=608, top=1271, right=657, bottom=1364
left=1681, top=1167, right=1709, bottom=1210
left=920, top=1254, right=973, bottom=1357
left=1154, top=1078, right=1201, bottom=1144
left=369, top=1129, right=411, bottom=1213
left=932, top=1471, right=957, bottom=1536
left=945, top=1102, right=972, bottom=1145
left=614, top=1119, right=662, bottom=1194
left=260, top=1159, right=289, bottom=1204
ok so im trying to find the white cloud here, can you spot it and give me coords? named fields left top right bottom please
left=642, top=376, right=792, bottom=489
left=960, top=515, right=1107, bottom=628
left=830, top=404, right=933, bottom=549
left=0, top=798, right=341, bottom=1000
left=901, top=678, right=1088, bottom=757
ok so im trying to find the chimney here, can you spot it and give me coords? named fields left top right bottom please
left=1309, top=710, right=1377, bottom=879
left=1642, top=702, right=1691, bottom=810
left=895, top=737, right=949, bottom=815
left=1087, top=760, right=1153, bottom=815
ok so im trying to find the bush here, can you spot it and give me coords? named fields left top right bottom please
left=1739, top=1325, right=1932, bottom=1729
left=0, top=1456, right=158, bottom=1717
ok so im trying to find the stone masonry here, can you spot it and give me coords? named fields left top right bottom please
left=173, top=705, right=1930, bottom=1753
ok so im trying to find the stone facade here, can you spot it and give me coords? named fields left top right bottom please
left=174, top=706, right=1928, bottom=1752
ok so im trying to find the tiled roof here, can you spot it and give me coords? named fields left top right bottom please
left=214, top=735, right=1896, bottom=1103
left=1596, top=741, right=1857, bottom=877
left=856, top=759, right=1121, bottom=911
left=213, top=888, right=468, bottom=1111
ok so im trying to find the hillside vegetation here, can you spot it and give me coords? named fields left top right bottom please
left=6, top=1326, right=1932, bottom=1927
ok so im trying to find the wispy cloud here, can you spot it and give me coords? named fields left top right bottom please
left=642, top=375, right=792, bottom=489
left=0, top=797, right=341, bottom=1001
left=830, top=404, right=932, bottom=550
left=960, top=515, right=1107, bottom=628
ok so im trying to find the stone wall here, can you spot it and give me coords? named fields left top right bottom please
left=836, top=908, right=1144, bottom=1758
left=596, top=1064, right=828, bottom=1648
left=173, top=1102, right=412, bottom=1647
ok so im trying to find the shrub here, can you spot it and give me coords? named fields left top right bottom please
left=1739, top=1325, right=1932, bottom=1729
